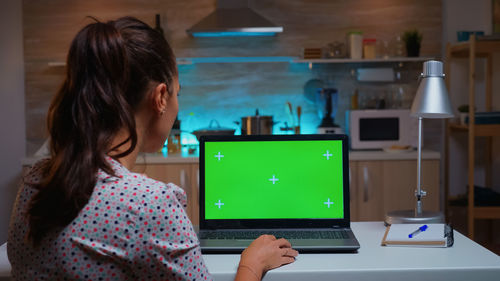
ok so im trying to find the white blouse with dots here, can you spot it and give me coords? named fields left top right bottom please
left=8, top=157, right=212, bottom=281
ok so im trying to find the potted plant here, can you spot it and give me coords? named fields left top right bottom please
left=402, top=29, right=423, bottom=57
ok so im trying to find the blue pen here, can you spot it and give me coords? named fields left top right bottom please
left=408, top=225, right=428, bottom=238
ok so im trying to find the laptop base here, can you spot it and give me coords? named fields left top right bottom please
left=199, top=228, right=360, bottom=254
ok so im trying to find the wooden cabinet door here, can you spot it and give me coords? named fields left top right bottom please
left=382, top=160, right=417, bottom=214
left=132, top=163, right=198, bottom=224
left=190, top=163, right=199, bottom=226
left=348, top=161, right=358, bottom=221
left=355, top=161, right=384, bottom=221
left=382, top=160, right=440, bottom=214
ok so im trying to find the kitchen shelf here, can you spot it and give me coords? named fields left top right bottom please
left=48, top=56, right=296, bottom=67
left=448, top=40, right=500, bottom=58
left=293, top=57, right=435, bottom=64
left=448, top=123, right=500, bottom=137
left=48, top=56, right=436, bottom=67
left=444, top=35, right=500, bottom=241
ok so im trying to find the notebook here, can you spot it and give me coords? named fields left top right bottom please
left=197, top=134, right=360, bottom=253
left=381, top=223, right=454, bottom=247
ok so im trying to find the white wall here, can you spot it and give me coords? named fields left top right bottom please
left=443, top=0, right=500, bottom=196
left=0, top=1, right=25, bottom=243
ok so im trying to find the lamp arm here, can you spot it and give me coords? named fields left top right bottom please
left=415, top=116, right=427, bottom=216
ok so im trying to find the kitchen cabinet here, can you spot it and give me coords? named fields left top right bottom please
left=349, top=159, right=440, bottom=221
left=135, top=158, right=439, bottom=223
left=348, top=161, right=358, bottom=220
left=22, top=152, right=439, bottom=225
left=131, top=163, right=200, bottom=226
left=444, top=35, right=500, bottom=240
left=351, top=161, right=384, bottom=221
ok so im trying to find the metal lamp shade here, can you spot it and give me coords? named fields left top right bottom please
left=411, top=77, right=454, bottom=119
left=410, top=60, right=454, bottom=119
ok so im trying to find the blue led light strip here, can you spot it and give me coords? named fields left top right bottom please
left=191, top=31, right=277, bottom=37
left=176, top=56, right=296, bottom=64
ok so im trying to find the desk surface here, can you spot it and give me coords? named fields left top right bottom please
left=1, top=222, right=499, bottom=280
left=203, top=222, right=500, bottom=281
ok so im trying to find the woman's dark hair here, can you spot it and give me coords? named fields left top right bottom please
left=26, top=16, right=178, bottom=246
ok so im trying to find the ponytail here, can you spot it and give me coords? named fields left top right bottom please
left=27, top=17, right=178, bottom=246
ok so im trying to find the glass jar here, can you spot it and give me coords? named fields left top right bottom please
left=376, top=40, right=390, bottom=59
left=324, top=41, right=347, bottom=58
left=363, top=38, right=377, bottom=59
left=391, top=35, right=405, bottom=57
left=347, top=31, right=363, bottom=59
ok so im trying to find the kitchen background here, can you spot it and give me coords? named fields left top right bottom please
left=1, top=0, right=499, bottom=243
left=23, top=0, right=441, bottom=153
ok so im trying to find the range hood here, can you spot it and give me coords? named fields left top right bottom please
left=187, top=0, right=283, bottom=37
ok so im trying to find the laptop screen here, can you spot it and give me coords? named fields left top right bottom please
left=200, top=135, right=348, bottom=224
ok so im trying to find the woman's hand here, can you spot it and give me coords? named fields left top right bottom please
left=235, top=235, right=299, bottom=280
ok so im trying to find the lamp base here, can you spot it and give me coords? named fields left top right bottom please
left=384, top=210, right=444, bottom=226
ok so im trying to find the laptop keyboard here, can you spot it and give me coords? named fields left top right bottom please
left=199, top=230, right=349, bottom=240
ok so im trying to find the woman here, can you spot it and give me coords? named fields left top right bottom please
left=8, top=17, right=298, bottom=281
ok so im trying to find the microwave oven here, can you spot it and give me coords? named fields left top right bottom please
left=346, top=109, right=419, bottom=150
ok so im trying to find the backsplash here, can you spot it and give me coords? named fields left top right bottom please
left=177, top=61, right=423, bottom=145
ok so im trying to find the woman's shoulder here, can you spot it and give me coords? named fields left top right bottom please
left=127, top=172, right=187, bottom=207
left=23, top=158, right=50, bottom=186
left=97, top=158, right=187, bottom=207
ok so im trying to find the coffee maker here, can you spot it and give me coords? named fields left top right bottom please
left=316, top=88, right=343, bottom=134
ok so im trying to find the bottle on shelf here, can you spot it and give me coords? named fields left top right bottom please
left=363, top=38, right=377, bottom=59
left=347, top=31, right=363, bottom=59
left=154, top=14, right=164, bottom=37
left=167, top=117, right=181, bottom=154
left=351, top=89, right=359, bottom=110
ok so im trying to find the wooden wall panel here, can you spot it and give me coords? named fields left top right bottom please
left=23, top=0, right=442, bottom=154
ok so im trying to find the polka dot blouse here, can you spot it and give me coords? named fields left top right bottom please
left=8, top=157, right=213, bottom=281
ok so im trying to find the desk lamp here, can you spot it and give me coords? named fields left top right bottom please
left=385, top=60, right=454, bottom=225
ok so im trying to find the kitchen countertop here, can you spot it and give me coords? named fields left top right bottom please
left=22, top=148, right=440, bottom=166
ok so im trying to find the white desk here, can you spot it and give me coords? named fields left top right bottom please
left=203, top=222, right=500, bottom=281
left=1, top=222, right=499, bottom=280
left=0, top=243, right=10, bottom=281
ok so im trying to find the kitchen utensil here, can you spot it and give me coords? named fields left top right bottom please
left=303, top=79, right=324, bottom=104
left=191, top=120, right=235, bottom=140
left=316, top=88, right=343, bottom=134
left=296, top=105, right=302, bottom=134
left=285, top=102, right=294, bottom=126
left=237, top=109, right=276, bottom=135
left=279, top=122, right=294, bottom=133
left=297, top=106, right=302, bottom=126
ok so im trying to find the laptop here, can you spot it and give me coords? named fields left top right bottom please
left=197, top=134, right=360, bottom=253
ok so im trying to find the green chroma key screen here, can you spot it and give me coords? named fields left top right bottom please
left=204, top=140, right=345, bottom=219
